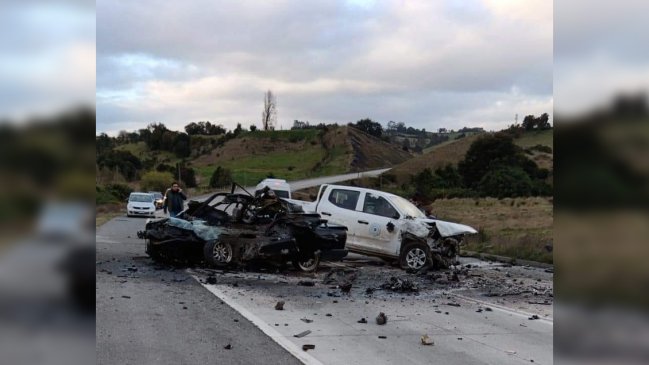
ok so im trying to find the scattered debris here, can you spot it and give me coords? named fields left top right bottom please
left=294, top=330, right=312, bottom=338
left=275, top=301, right=285, bottom=310
left=485, top=307, right=493, bottom=312
left=224, top=344, right=232, bottom=350
left=457, top=337, right=463, bottom=341
left=302, top=344, right=315, bottom=351
left=506, top=350, right=517, bottom=355
left=528, top=314, right=540, bottom=320
left=339, top=282, right=352, bottom=293
left=121, top=295, right=131, bottom=299
left=325, top=313, right=332, bottom=317
left=300, top=318, right=313, bottom=323
left=206, top=276, right=217, bottom=285
left=365, top=287, right=375, bottom=295
left=376, top=312, right=387, bottom=325
left=357, top=318, right=367, bottom=324
left=380, top=276, right=419, bottom=292
left=421, top=334, right=434, bottom=346
left=298, top=280, right=315, bottom=287
left=446, top=302, right=461, bottom=307
left=378, top=336, right=387, bottom=339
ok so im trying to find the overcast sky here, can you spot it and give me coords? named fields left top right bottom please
left=96, top=0, right=552, bottom=135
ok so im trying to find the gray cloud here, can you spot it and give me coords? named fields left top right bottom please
left=97, top=0, right=552, bottom=134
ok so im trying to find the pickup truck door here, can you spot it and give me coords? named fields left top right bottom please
left=316, top=188, right=363, bottom=248
left=353, top=192, right=402, bottom=256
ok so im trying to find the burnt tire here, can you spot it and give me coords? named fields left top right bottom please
left=292, top=252, right=320, bottom=272
left=203, top=240, right=237, bottom=267
left=400, top=242, right=431, bottom=270
left=145, top=240, right=164, bottom=262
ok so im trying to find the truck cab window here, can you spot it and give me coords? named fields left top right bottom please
left=328, top=189, right=360, bottom=210
left=363, top=194, right=399, bottom=219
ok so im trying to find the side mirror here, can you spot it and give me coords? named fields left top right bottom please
left=392, top=213, right=400, bottom=219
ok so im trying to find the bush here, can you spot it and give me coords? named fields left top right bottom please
left=105, top=183, right=132, bottom=200
left=141, top=171, right=174, bottom=193
left=478, top=166, right=533, bottom=198
left=96, top=183, right=133, bottom=205
left=209, top=166, right=233, bottom=188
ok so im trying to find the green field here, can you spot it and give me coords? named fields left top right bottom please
left=195, top=148, right=350, bottom=186
left=514, top=129, right=554, bottom=149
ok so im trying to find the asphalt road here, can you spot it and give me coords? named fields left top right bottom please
left=96, top=214, right=302, bottom=365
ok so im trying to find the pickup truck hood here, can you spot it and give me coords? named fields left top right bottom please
left=420, top=218, right=477, bottom=237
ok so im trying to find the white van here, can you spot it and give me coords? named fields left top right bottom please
left=255, top=178, right=291, bottom=199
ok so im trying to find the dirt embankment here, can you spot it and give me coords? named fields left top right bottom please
left=346, top=127, right=412, bottom=170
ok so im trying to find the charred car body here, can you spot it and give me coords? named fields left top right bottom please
left=137, top=184, right=348, bottom=272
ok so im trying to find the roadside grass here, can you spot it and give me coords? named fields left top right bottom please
left=429, top=197, right=553, bottom=264
left=96, top=203, right=123, bottom=227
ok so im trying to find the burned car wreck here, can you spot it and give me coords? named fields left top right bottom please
left=137, top=184, right=348, bottom=272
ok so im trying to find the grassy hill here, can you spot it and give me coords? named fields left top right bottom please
left=388, top=133, right=483, bottom=184
left=388, top=130, right=554, bottom=184
left=110, top=126, right=411, bottom=188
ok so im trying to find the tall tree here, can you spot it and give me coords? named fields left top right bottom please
left=262, top=90, right=277, bottom=131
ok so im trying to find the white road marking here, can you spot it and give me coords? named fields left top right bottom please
left=190, top=273, right=324, bottom=365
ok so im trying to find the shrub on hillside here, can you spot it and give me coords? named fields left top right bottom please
left=477, top=166, right=533, bottom=198
left=209, top=166, right=233, bottom=188
left=141, top=171, right=174, bottom=193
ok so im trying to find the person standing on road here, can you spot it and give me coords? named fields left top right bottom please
left=163, top=182, right=187, bottom=218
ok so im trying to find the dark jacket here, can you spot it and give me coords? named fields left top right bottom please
left=164, top=189, right=187, bottom=213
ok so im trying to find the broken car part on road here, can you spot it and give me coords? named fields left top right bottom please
left=137, top=183, right=348, bottom=272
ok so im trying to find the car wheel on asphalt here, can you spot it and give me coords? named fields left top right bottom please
left=400, top=242, right=430, bottom=270
left=292, top=252, right=320, bottom=272
left=203, top=240, right=236, bottom=267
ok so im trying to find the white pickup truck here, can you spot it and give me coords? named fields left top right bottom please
left=286, top=184, right=477, bottom=270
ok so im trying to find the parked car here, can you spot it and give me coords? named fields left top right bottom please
left=148, top=191, right=165, bottom=209
left=255, top=178, right=291, bottom=199
left=127, top=192, right=156, bottom=217
left=286, top=184, right=477, bottom=270
left=137, top=184, right=347, bottom=272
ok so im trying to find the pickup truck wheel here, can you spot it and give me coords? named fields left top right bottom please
left=293, top=252, right=320, bottom=272
left=400, top=242, right=430, bottom=270
left=204, top=240, right=235, bottom=267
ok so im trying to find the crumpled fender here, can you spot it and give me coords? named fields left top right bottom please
left=422, top=218, right=477, bottom=237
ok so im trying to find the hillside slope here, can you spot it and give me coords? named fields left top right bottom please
left=191, top=126, right=411, bottom=186
left=347, top=127, right=412, bottom=170
left=388, top=130, right=554, bottom=183
left=389, top=134, right=483, bottom=183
